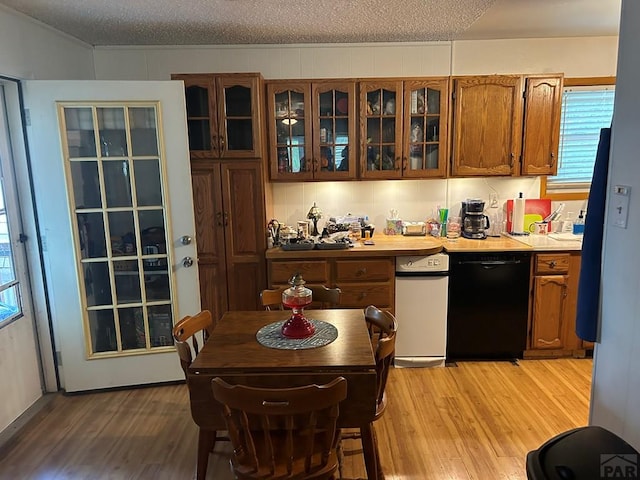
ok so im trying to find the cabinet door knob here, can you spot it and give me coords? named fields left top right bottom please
left=357, top=268, right=367, bottom=276
left=549, top=260, right=556, bottom=268
left=550, top=152, right=556, bottom=168
left=216, top=212, right=224, bottom=226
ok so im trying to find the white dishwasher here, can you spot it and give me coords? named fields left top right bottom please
left=394, top=253, right=449, bottom=367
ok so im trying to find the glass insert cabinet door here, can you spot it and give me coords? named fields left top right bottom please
left=312, top=82, right=356, bottom=180
left=174, top=74, right=261, bottom=159
left=267, top=82, right=313, bottom=180
left=61, top=103, right=176, bottom=357
left=402, top=79, right=449, bottom=178
left=360, top=81, right=404, bottom=179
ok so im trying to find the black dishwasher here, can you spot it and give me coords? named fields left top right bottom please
left=447, top=252, right=531, bottom=360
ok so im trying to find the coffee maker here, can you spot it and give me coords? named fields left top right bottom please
left=461, top=199, right=490, bottom=239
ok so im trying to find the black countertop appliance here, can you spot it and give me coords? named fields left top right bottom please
left=461, top=199, right=490, bottom=239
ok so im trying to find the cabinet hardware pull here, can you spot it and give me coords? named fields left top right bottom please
left=219, top=135, right=225, bottom=150
left=510, top=153, right=515, bottom=168
left=395, top=157, right=401, bottom=171
left=549, top=260, right=556, bottom=268
left=550, top=152, right=555, bottom=168
left=216, top=212, right=224, bottom=227
left=223, top=212, right=229, bottom=226
left=402, top=157, right=407, bottom=171
left=357, top=268, right=367, bottom=276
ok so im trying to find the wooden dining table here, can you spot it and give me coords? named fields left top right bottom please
left=187, top=308, right=380, bottom=479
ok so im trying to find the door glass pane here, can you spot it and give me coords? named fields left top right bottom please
left=129, top=107, right=158, bottom=156
left=103, top=160, right=132, bottom=207
left=148, top=305, right=173, bottom=348
left=108, top=211, right=137, bottom=256
left=186, top=119, right=210, bottom=151
left=134, top=160, right=162, bottom=206
left=88, top=309, right=117, bottom=353
left=97, top=107, right=127, bottom=157
left=77, top=212, right=107, bottom=258
left=64, top=108, right=96, bottom=158
left=114, top=261, right=141, bottom=304
left=185, top=85, right=209, bottom=117
left=143, top=266, right=170, bottom=301
left=70, top=161, right=101, bottom=208
left=60, top=103, right=175, bottom=357
left=83, top=262, right=112, bottom=307
left=119, top=307, right=145, bottom=350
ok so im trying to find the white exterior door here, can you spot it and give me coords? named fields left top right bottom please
left=23, top=81, right=200, bottom=392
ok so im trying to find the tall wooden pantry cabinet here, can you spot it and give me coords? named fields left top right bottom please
left=172, top=73, right=268, bottom=321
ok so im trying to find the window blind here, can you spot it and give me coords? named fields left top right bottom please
left=549, top=86, right=615, bottom=188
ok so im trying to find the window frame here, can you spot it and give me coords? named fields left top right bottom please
left=540, top=76, right=616, bottom=201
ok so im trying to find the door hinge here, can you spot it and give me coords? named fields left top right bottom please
left=56, top=351, right=62, bottom=366
left=18, top=233, right=28, bottom=243
left=24, top=109, right=31, bottom=126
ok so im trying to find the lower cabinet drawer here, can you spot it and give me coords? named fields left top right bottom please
left=337, top=283, right=393, bottom=308
left=270, top=261, right=330, bottom=284
left=335, top=259, right=393, bottom=282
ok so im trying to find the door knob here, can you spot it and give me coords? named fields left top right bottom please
left=180, top=235, right=192, bottom=245
left=182, top=257, right=194, bottom=268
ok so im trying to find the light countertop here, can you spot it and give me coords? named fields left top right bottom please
left=266, top=232, right=582, bottom=259
left=505, top=233, right=583, bottom=251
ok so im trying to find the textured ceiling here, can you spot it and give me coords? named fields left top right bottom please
left=0, top=0, right=621, bottom=47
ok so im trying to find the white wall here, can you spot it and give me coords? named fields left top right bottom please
left=0, top=6, right=94, bottom=80
left=92, top=38, right=617, bottom=229
left=590, top=0, right=640, bottom=450
left=0, top=6, right=94, bottom=434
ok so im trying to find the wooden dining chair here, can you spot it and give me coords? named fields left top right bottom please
left=212, top=376, right=348, bottom=480
left=172, top=310, right=227, bottom=480
left=364, top=304, right=398, bottom=350
left=344, top=306, right=398, bottom=479
left=260, top=285, right=342, bottom=310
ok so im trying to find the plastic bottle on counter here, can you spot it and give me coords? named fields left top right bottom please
left=573, top=210, right=585, bottom=235
left=562, top=212, right=574, bottom=233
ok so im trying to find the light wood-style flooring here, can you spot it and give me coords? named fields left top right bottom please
left=0, top=359, right=592, bottom=479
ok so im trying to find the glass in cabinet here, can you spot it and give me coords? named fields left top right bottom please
left=172, top=73, right=262, bottom=159
left=359, top=81, right=404, bottom=179
left=267, top=80, right=356, bottom=180
left=402, top=79, right=449, bottom=178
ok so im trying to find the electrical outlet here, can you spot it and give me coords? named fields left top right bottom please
left=489, top=192, right=499, bottom=208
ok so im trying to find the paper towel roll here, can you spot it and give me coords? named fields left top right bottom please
left=512, top=193, right=525, bottom=234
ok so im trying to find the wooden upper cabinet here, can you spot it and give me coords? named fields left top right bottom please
left=172, top=73, right=263, bottom=159
left=359, top=80, right=404, bottom=179
left=267, top=80, right=356, bottom=181
left=521, top=75, right=563, bottom=176
left=451, top=75, right=524, bottom=176
left=359, top=78, right=449, bottom=180
left=402, top=79, right=450, bottom=178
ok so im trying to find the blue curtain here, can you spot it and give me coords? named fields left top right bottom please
left=575, top=127, right=611, bottom=342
